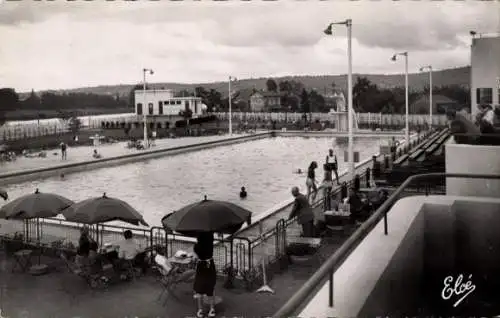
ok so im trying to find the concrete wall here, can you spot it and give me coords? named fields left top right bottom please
left=298, top=196, right=426, bottom=318
left=471, top=36, right=500, bottom=116
left=445, top=142, right=500, bottom=197
left=422, top=203, right=456, bottom=296
left=357, top=205, right=425, bottom=316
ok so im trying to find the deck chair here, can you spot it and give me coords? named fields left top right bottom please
left=59, top=252, right=108, bottom=290
left=152, top=253, right=195, bottom=306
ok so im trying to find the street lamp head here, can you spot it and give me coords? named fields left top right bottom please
left=149, top=70, right=154, bottom=75
left=390, top=55, right=397, bottom=62
left=324, top=24, right=333, bottom=35
left=470, top=30, right=477, bottom=36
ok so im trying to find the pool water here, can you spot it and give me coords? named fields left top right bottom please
left=3, top=136, right=387, bottom=226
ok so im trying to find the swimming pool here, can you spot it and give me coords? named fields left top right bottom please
left=3, top=136, right=387, bottom=226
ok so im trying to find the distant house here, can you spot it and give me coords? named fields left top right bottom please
left=249, top=91, right=281, bottom=112
left=324, top=90, right=346, bottom=112
left=410, top=94, right=462, bottom=114
left=232, top=88, right=255, bottom=112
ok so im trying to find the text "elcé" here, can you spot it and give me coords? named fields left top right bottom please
left=441, top=274, right=476, bottom=307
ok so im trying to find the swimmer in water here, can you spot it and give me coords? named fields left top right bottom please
left=92, top=149, right=102, bottom=159
left=294, top=169, right=303, bottom=174
left=240, top=187, right=247, bottom=199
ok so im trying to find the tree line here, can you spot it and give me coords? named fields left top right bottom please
left=0, top=76, right=469, bottom=125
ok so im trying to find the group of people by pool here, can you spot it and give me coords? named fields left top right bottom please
left=288, top=148, right=389, bottom=237
left=76, top=226, right=218, bottom=317
left=294, top=148, right=341, bottom=202
left=75, top=226, right=147, bottom=281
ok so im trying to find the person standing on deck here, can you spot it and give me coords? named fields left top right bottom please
left=60, top=142, right=67, bottom=160
left=325, top=149, right=340, bottom=185
left=322, top=164, right=333, bottom=211
left=193, top=232, right=217, bottom=318
left=288, top=186, right=315, bottom=237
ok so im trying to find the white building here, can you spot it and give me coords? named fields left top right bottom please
left=134, top=89, right=204, bottom=117
left=470, top=35, right=500, bottom=116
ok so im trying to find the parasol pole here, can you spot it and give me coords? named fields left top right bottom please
left=37, top=218, right=41, bottom=265
left=256, top=222, right=274, bottom=294
left=224, top=234, right=235, bottom=289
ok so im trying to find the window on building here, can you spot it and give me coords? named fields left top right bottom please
left=148, top=103, right=154, bottom=115
left=159, top=102, right=163, bottom=115
left=137, top=103, right=143, bottom=115
left=165, top=101, right=170, bottom=105
left=176, top=100, right=181, bottom=105
left=498, top=89, right=500, bottom=105
left=194, top=101, right=198, bottom=114
left=185, top=101, right=189, bottom=109
left=476, top=88, right=493, bottom=104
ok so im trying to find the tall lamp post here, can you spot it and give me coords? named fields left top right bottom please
left=419, top=65, right=433, bottom=129
left=391, top=52, right=410, bottom=145
left=228, top=76, right=237, bottom=136
left=142, top=68, right=154, bottom=148
left=324, top=19, right=354, bottom=181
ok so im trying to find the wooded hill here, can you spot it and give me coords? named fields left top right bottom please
left=20, top=66, right=470, bottom=99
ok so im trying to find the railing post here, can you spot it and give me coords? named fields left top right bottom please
left=329, top=270, right=334, bottom=307
left=354, top=174, right=360, bottom=191
left=366, top=168, right=371, bottom=188
left=340, top=182, right=348, bottom=200
left=384, top=210, right=388, bottom=235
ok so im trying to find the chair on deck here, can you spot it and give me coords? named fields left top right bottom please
left=59, top=252, right=108, bottom=290
left=286, top=236, right=323, bottom=266
left=152, top=253, right=196, bottom=306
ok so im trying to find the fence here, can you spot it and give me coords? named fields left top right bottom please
left=0, top=115, right=138, bottom=142
left=212, top=112, right=454, bottom=127
left=0, top=112, right=455, bottom=142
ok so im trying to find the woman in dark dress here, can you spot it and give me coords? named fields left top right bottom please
left=193, top=232, right=217, bottom=318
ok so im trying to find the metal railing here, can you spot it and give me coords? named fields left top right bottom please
left=273, top=172, right=500, bottom=318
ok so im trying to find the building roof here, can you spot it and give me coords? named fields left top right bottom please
left=411, top=94, right=459, bottom=113
left=233, top=88, right=255, bottom=103
left=412, top=94, right=456, bottom=106
left=251, top=91, right=281, bottom=98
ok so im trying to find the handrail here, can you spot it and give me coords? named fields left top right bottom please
left=273, top=172, right=500, bottom=318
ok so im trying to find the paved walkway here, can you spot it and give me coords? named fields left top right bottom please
left=0, top=134, right=251, bottom=175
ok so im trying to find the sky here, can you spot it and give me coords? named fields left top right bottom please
left=0, top=0, right=499, bottom=92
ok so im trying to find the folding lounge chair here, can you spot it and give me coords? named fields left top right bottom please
left=152, top=254, right=195, bottom=306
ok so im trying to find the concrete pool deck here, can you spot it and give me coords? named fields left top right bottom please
left=0, top=134, right=254, bottom=177
left=0, top=133, right=271, bottom=185
left=0, top=231, right=352, bottom=318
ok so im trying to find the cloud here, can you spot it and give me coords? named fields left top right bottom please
left=353, top=2, right=499, bottom=51
left=0, top=0, right=497, bottom=91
